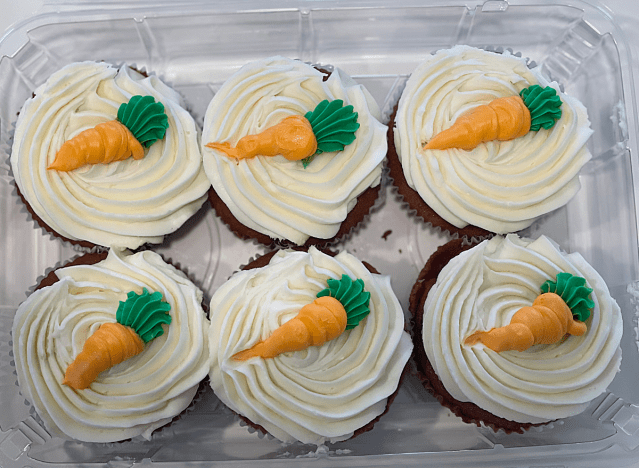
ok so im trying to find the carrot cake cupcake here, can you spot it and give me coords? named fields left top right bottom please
left=208, top=247, right=412, bottom=444
left=202, top=56, right=387, bottom=247
left=11, top=61, right=210, bottom=249
left=389, top=45, right=593, bottom=236
left=410, top=234, right=622, bottom=432
left=12, top=248, right=211, bottom=442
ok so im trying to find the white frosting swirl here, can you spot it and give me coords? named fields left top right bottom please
left=208, top=247, right=412, bottom=444
left=394, top=46, right=593, bottom=233
left=202, top=56, right=387, bottom=245
left=422, top=234, right=622, bottom=423
left=12, top=249, right=211, bottom=442
left=11, top=62, right=210, bottom=249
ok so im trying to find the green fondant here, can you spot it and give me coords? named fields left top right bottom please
left=115, top=288, right=172, bottom=343
left=117, top=95, right=169, bottom=148
left=317, top=274, right=370, bottom=330
left=519, top=85, right=562, bottom=132
left=540, top=272, right=594, bottom=322
left=302, top=99, right=360, bottom=168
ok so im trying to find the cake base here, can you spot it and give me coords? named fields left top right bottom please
left=208, top=182, right=381, bottom=249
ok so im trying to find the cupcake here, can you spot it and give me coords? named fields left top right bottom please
left=10, top=61, right=210, bottom=249
left=12, top=248, right=211, bottom=443
left=410, top=234, right=622, bottom=432
left=202, top=56, right=387, bottom=247
left=208, top=247, right=412, bottom=444
left=389, top=45, right=593, bottom=237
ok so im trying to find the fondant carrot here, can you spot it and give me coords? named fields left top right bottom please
left=424, top=84, right=562, bottom=151
left=207, top=115, right=317, bottom=162
left=233, top=274, right=370, bottom=361
left=48, top=95, right=169, bottom=172
left=206, top=99, right=360, bottom=168
left=464, top=272, right=593, bottom=352
left=63, top=322, right=144, bottom=389
left=63, top=288, right=171, bottom=390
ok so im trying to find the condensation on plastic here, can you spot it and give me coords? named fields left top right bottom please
left=1, top=1, right=639, bottom=467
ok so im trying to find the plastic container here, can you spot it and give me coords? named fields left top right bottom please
left=1, top=1, right=639, bottom=466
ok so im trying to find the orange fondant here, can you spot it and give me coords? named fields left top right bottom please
left=464, top=292, right=587, bottom=352
left=232, top=295, right=347, bottom=361
left=63, top=322, right=144, bottom=390
left=424, top=95, right=531, bottom=151
left=206, top=115, right=317, bottom=161
left=48, top=120, right=145, bottom=172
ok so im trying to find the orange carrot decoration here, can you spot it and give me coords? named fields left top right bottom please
left=48, top=95, right=169, bottom=172
left=206, top=99, right=360, bottom=168
left=464, top=272, right=593, bottom=353
left=63, top=288, right=171, bottom=390
left=233, top=274, right=370, bottom=361
left=424, top=84, right=562, bottom=151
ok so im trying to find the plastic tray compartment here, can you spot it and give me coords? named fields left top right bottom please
left=1, top=1, right=639, bottom=467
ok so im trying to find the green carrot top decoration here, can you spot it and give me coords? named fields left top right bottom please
left=540, top=272, right=594, bottom=322
left=205, top=99, right=360, bottom=168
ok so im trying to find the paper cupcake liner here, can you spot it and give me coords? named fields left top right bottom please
left=9, top=249, right=212, bottom=445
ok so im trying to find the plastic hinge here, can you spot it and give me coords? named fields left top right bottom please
left=540, top=19, right=602, bottom=84
left=481, top=1, right=508, bottom=12
left=0, top=416, right=50, bottom=460
left=592, top=393, right=639, bottom=450
left=106, top=457, right=136, bottom=468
